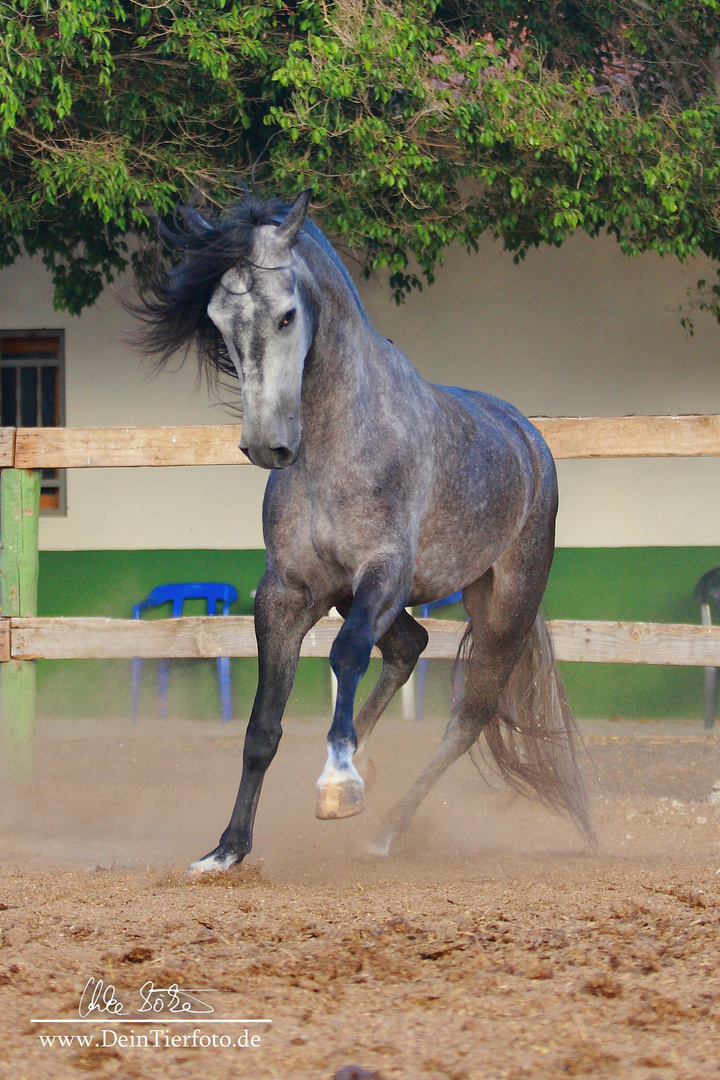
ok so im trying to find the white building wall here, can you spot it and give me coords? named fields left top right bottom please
left=1, top=232, right=719, bottom=550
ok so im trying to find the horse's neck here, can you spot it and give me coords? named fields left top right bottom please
left=298, top=239, right=394, bottom=436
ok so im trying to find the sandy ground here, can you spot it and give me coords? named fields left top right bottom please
left=0, top=714, right=719, bottom=1080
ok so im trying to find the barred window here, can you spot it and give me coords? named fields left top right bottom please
left=0, top=331, right=66, bottom=514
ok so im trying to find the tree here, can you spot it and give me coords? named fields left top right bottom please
left=2, top=0, right=720, bottom=320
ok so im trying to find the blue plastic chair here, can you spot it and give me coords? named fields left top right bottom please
left=416, top=591, right=464, bottom=721
left=131, top=583, right=239, bottom=723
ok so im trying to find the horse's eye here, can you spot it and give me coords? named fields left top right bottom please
left=278, top=309, right=296, bottom=329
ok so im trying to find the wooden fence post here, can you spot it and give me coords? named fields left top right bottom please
left=0, top=468, right=40, bottom=778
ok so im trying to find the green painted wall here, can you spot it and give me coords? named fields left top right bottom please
left=546, top=547, right=714, bottom=720
left=35, top=547, right=719, bottom=721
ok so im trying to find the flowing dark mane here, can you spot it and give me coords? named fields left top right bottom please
left=131, top=196, right=296, bottom=377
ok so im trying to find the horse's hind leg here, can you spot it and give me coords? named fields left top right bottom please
left=372, top=549, right=548, bottom=854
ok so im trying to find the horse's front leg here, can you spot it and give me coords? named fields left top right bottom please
left=316, top=560, right=410, bottom=820
left=189, top=575, right=315, bottom=875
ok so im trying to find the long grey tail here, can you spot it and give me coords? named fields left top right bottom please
left=456, top=612, right=596, bottom=847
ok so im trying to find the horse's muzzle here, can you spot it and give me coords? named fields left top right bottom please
left=243, top=443, right=298, bottom=470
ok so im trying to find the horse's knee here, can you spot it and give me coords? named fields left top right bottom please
left=243, top=725, right=282, bottom=772
left=378, top=612, right=428, bottom=671
left=397, top=621, right=429, bottom=665
left=330, top=626, right=373, bottom=683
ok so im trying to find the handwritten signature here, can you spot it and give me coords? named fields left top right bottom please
left=79, top=979, right=215, bottom=1017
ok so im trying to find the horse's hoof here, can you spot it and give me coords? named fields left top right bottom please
left=365, top=832, right=393, bottom=857
left=187, top=850, right=240, bottom=878
left=316, top=778, right=365, bottom=819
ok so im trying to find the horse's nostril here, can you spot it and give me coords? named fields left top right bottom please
left=269, top=445, right=294, bottom=468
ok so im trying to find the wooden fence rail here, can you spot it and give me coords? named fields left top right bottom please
left=4, top=414, right=720, bottom=468
left=3, top=616, right=720, bottom=665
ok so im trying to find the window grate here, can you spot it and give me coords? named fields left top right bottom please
left=0, top=331, right=66, bottom=515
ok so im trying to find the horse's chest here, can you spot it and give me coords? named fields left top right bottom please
left=307, top=480, right=412, bottom=569
left=310, top=501, right=374, bottom=566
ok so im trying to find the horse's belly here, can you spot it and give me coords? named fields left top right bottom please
left=409, top=536, right=496, bottom=605
left=409, top=474, right=531, bottom=604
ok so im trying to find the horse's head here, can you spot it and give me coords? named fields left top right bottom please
left=207, top=190, right=313, bottom=470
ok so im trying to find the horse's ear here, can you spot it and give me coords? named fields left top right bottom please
left=275, top=188, right=312, bottom=248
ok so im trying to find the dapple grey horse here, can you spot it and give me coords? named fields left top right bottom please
left=134, top=190, right=593, bottom=873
